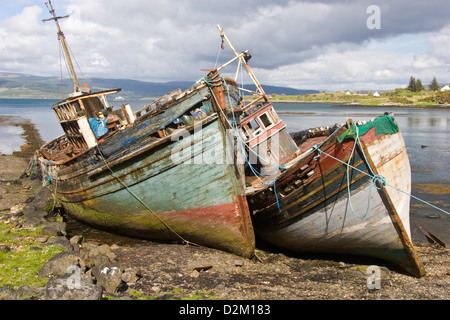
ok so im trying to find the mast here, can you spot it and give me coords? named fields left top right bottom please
left=43, top=0, right=89, bottom=95
left=217, top=25, right=269, bottom=104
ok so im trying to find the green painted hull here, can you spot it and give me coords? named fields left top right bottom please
left=39, top=81, right=256, bottom=257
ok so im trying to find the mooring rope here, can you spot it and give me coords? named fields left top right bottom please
left=313, top=136, right=450, bottom=218
left=205, top=75, right=450, bottom=218
left=204, top=76, right=285, bottom=211
left=95, top=145, right=200, bottom=247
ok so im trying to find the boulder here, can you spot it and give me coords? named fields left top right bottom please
left=92, top=262, right=123, bottom=294
left=45, top=273, right=103, bottom=300
left=43, top=221, right=67, bottom=236
left=69, top=235, right=84, bottom=248
left=121, top=268, right=141, bottom=284
left=91, top=254, right=111, bottom=268
left=44, top=236, right=74, bottom=251
left=0, top=287, right=17, bottom=300
left=38, top=251, right=86, bottom=278
left=89, top=244, right=111, bottom=257
left=41, top=226, right=63, bottom=237
left=21, top=213, right=46, bottom=228
left=16, top=285, right=36, bottom=300
left=9, top=203, right=25, bottom=216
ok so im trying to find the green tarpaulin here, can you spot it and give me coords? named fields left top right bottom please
left=337, top=115, right=399, bottom=143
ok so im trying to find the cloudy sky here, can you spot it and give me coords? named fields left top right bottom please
left=1, top=0, right=449, bottom=91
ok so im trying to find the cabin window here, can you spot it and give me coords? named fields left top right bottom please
left=248, top=118, right=260, bottom=131
left=259, top=112, right=273, bottom=128
left=72, top=101, right=82, bottom=113
left=82, top=97, right=105, bottom=118
left=248, top=118, right=262, bottom=136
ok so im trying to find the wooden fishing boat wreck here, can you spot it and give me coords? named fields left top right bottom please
left=37, top=2, right=254, bottom=257
left=37, top=1, right=424, bottom=276
left=215, top=27, right=425, bottom=277
left=246, top=118, right=425, bottom=277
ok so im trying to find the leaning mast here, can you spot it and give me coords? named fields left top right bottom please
left=43, top=0, right=89, bottom=95
left=217, top=25, right=269, bottom=104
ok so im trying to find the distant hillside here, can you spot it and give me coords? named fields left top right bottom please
left=0, top=72, right=318, bottom=99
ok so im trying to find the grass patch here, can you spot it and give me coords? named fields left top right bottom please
left=0, top=223, right=64, bottom=288
left=127, top=289, right=158, bottom=300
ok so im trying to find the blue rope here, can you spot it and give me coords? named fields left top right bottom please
left=314, top=136, right=450, bottom=218
left=205, top=77, right=284, bottom=210
left=44, top=160, right=54, bottom=186
left=345, top=126, right=374, bottom=219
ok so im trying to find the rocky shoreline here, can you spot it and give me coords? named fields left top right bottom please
left=0, top=121, right=449, bottom=301
left=1, top=154, right=449, bottom=301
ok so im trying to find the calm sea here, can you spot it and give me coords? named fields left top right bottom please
left=0, top=98, right=448, bottom=244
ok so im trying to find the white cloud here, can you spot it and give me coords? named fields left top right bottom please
left=254, top=33, right=447, bottom=91
left=1, top=0, right=450, bottom=91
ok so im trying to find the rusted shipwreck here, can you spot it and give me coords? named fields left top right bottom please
left=37, top=2, right=424, bottom=277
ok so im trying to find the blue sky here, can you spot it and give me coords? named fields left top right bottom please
left=1, top=0, right=449, bottom=91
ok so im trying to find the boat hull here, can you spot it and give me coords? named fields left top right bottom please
left=42, top=116, right=255, bottom=258
left=249, top=116, right=425, bottom=277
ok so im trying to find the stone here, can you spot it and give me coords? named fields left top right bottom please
left=105, top=251, right=117, bottom=261
left=38, top=251, right=86, bottom=278
left=189, top=261, right=213, bottom=272
left=234, top=260, right=244, bottom=267
left=89, top=244, right=111, bottom=257
left=45, top=274, right=103, bottom=300
left=110, top=244, right=121, bottom=251
left=92, top=262, right=123, bottom=294
left=122, top=268, right=140, bottom=284
left=151, top=286, right=161, bottom=293
left=9, top=203, right=25, bottom=215
left=10, top=203, right=25, bottom=216
left=21, top=215, right=45, bottom=228
left=35, top=236, right=48, bottom=243
left=0, top=245, right=11, bottom=253
left=43, top=221, right=67, bottom=236
left=44, top=236, right=73, bottom=251
left=28, top=193, right=52, bottom=210
left=0, top=287, right=17, bottom=300
left=41, top=226, right=62, bottom=237
left=190, top=270, right=200, bottom=278
left=69, top=235, right=84, bottom=248
left=16, top=285, right=36, bottom=300
left=91, top=254, right=111, bottom=267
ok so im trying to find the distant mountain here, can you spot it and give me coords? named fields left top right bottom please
left=244, top=84, right=318, bottom=96
left=0, top=72, right=319, bottom=99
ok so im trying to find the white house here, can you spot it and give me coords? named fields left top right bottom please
left=441, top=85, right=450, bottom=92
left=373, top=91, right=380, bottom=97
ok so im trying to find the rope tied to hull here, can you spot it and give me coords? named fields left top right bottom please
left=313, top=126, right=450, bottom=218
left=204, top=75, right=450, bottom=218
left=204, top=76, right=285, bottom=211
left=95, top=145, right=200, bottom=247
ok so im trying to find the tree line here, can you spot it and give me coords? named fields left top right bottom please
left=407, top=76, right=440, bottom=92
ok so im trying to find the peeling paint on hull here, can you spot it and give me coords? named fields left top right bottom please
left=63, top=195, right=254, bottom=258
left=250, top=118, right=425, bottom=277
left=44, top=114, right=255, bottom=258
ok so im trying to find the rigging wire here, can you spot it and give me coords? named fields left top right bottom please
left=66, top=40, right=87, bottom=84
left=59, top=39, right=73, bottom=90
left=58, top=40, right=65, bottom=99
